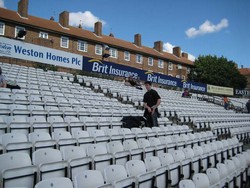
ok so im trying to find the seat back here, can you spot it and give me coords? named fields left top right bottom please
left=126, top=160, right=146, bottom=177
left=35, top=177, right=73, bottom=188
left=103, top=165, right=128, bottom=183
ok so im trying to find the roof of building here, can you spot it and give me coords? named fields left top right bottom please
left=239, top=68, right=250, bottom=75
left=0, top=7, right=194, bottom=66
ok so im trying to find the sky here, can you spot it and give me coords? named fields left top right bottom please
left=1, top=0, right=250, bottom=68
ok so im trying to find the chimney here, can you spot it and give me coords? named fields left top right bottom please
left=59, top=11, right=69, bottom=28
left=134, top=34, right=141, bottom=47
left=241, top=65, right=244, bottom=69
left=182, top=52, right=188, bottom=59
left=173, top=46, right=181, bottom=57
left=18, top=0, right=29, bottom=18
left=154, top=41, right=163, bottom=52
left=50, top=16, right=55, bottom=21
left=109, top=33, right=114, bottom=37
left=94, top=21, right=102, bottom=36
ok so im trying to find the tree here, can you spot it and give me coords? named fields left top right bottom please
left=188, top=55, right=247, bottom=89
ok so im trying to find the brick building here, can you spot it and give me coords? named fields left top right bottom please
left=0, top=0, right=194, bottom=79
left=239, top=68, right=250, bottom=89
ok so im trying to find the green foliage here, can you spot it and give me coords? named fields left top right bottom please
left=35, top=62, right=58, bottom=71
left=188, top=55, right=247, bottom=89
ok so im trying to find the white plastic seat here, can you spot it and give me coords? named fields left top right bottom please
left=0, top=116, right=7, bottom=135
left=0, top=92, right=12, bottom=104
left=64, top=116, right=84, bottom=133
left=158, top=153, right=181, bottom=187
left=86, top=143, right=113, bottom=172
left=172, top=149, right=192, bottom=179
left=34, top=177, right=73, bottom=188
left=103, top=165, right=135, bottom=188
left=0, top=104, right=11, bottom=116
left=0, top=132, right=32, bottom=155
left=73, top=170, right=112, bottom=188
left=0, top=152, right=37, bottom=188
left=32, top=148, right=68, bottom=181
left=9, top=104, right=30, bottom=115
left=71, top=130, right=94, bottom=149
left=107, top=141, right=130, bottom=166
left=47, top=116, right=68, bottom=132
left=159, top=136, right=176, bottom=152
left=216, top=163, right=229, bottom=187
left=29, top=105, right=46, bottom=116
left=5, top=115, right=30, bottom=135
left=148, top=137, right=167, bottom=156
left=45, top=106, right=63, bottom=116
left=119, top=128, right=136, bottom=140
left=29, top=116, right=51, bottom=133
left=52, top=131, right=77, bottom=149
left=61, top=146, right=92, bottom=179
left=28, top=132, right=56, bottom=151
left=29, top=95, right=44, bottom=106
left=123, top=140, right=144, bottom=160
left=206, top=168, right=222, bottom=188
left=144, top=156, right=168, bottom=188
left=80, top=116, right=99, bottom=130
left=179, top=179, right=196, bottom=188
left=192, top=173, right=210, bottom=188
left=137, top=138, right=156, bottom=159
left=105, top=128, right=123, bottom=142
left=126, top=160, right=155, bottom=188
left=89, top=129, right=110, bottom=144
left=131, top=128, right=147, bottom=139
left=11, top=93, right=29, bottom=105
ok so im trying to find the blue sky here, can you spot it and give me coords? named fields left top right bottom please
left=2, top=0, right=250, bottom=68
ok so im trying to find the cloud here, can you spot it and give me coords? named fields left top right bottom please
left=0, top=0, right=5, bottom=8
left=163, top=42, right=196, bottom=61
left=163, top=42, right=174, bottom=53
left=69, top=11, right=106, bottom=29
left=185, top=18, right=229, bottom=38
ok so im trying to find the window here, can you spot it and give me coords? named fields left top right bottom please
left=158, top=59, right=164, bottom=68
left=124, top=51, right=130, bottom=61
left=77, top=40, right=88, bottom=52
left=176, top=75, right=180, bottom=78
left=15, top=26, right=26, bottom=39
left=136, top=54, right=143, bottom=64
left=148, top=57, right=153, bottom=66
left=60, top=36, right=69, bottom=48
left=168, top=74, right=173, bottom=77
left=109, top=48, right=118, bottom=58
left=168, top=62, right=173, bottom=70
left=39, top=32, right=48, bottom=39
left=95, top=44, right=103, bottom=55
left=187, top=67, right=191, bottom=73
left=177, top=64, right=182, bottom=69
left=182, top=75, right=185, bottom=80
left=0, top=22, right=5, bottom=35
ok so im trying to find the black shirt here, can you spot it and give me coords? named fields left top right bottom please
left=143, top=89, right=161, bottom=108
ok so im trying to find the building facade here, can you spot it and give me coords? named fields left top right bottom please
left=0, top=0, right=194, bottom=79
left=239, top=68, right=250, bottom=89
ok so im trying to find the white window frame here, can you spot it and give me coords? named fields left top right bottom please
left=187, top=67, right=191, bottom=73
left=39, top=32, right=48, bottom=39
left=77, top=40, right=88, bottom=52
left=148, top=57, right=153, bottom=66
left=109, top=48, right=118, bottom=58
left=124, top=51, right=130, bottom=61
left=0, top=22, right=5, bottom=35
left=15, top=26, right=26, bottom=39
left=95, top=44, right=103, bottom=55
left=182, top=75, right=186, bottom=80
left=168, top=62, right=173, bottom=70
left=158, top=59, right=164, bottom=68
left=158, top=72, right=163, bottom=74
left=60, top=36, right=69, bottom=48
left=168, top=74, right=173, bottom=77
left=176, top=75, right=180, bottom=78
left=136, top=54, right=143, bottom=64
left=177, top=64, right=182, bottom=70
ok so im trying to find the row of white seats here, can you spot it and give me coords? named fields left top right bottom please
left=1, top=142, right=248, bottom=188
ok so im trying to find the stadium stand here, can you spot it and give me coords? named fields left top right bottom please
left=0, top=61, right=249, bottom=188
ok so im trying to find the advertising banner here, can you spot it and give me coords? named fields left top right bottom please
left=207, top=84, right=234, bottom=96
left=0, top=37, right=83, bottom=70
left=234, top=89, right=250, bottom=97
left=83, top=57, right=207, bottom=92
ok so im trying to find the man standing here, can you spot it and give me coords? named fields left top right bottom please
left=246, top=99, right=250, bottom=113
left=143, top=81, right=161, bottom=127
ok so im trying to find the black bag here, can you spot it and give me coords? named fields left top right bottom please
left=121, top=116, right=147, bottom=128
